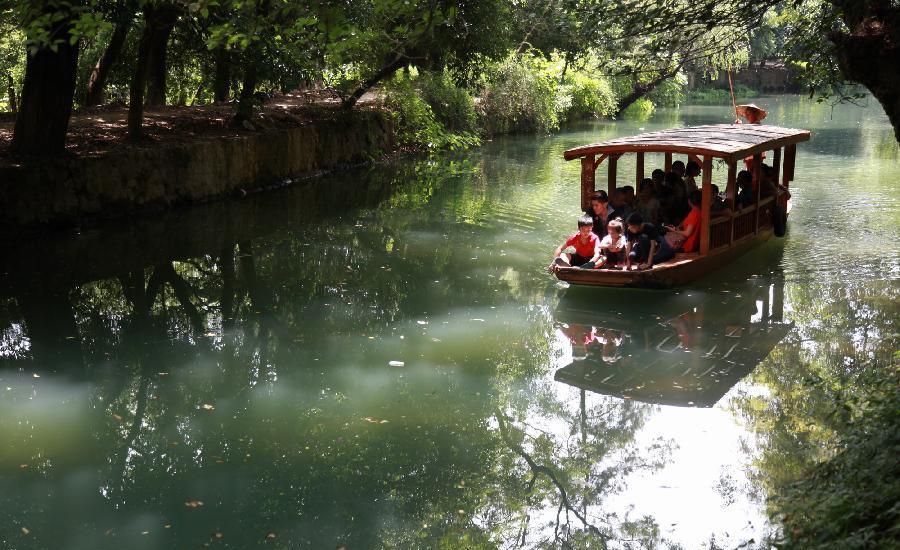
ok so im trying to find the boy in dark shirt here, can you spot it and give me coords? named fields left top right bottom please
left=606, top=188, right=632, bottom=222
left=624, top=213, right=676, bottom=270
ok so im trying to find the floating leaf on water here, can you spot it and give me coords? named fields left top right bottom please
left=21, top=527, right=30, bottom=535
left=212, top=532, right=223, bottom=539
left=185, top=500, right=204, bottom=508
left=388, top=361, right=405, bottom=367
left=416, top=320, right=428, bottom=325
left=32, top=373, right=40, bottom=378
left=111, top=413, right=123, bottom=422
left=266, top=532, right=277, bottom=539
left=201, top=404, right=215, bottom=411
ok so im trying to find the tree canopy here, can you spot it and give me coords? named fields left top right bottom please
left=0, top=0, right=898, bottom=154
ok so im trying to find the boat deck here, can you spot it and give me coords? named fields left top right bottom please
left=555, top=227, right=772, bottom=288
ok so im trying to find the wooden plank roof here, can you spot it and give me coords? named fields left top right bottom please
left=563, top=124, right=810, bottom=163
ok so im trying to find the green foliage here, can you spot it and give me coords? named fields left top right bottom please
left=478, top=54, right=559, bottom=135
left=381, top=72, right=480, bottom=152
left=733, top=278, right=900, bottom=550
left=770, top=363, right=900, bottom=549
left=647, top=72, right=686, bottom=107
left=621, top=97, right=655, bottom=120
left=0, top=21, right=25, bottom=112
left=687, top=82, right=759, bottom=104
left=560, top=71, right=616, bottom=121
left=418, top=69, right=478, bottom=134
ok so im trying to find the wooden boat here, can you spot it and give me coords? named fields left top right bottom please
left=556, top=124, right=810, bottom=287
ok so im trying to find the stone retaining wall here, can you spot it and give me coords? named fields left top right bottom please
left=0, top=110, right=393, bottom=237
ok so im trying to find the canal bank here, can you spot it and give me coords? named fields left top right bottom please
left=0, top=109, right=393, bottom=237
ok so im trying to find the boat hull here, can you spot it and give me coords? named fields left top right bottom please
left=554, top=227, right=773, bottom=288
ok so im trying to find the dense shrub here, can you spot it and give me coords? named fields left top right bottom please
left=419, top=70, right=478, bottom=134
left=687, top=82, right=759, bottom=104
left=621, top=97, right=655, bottom=120
left=647, top=73, right=687, bottom=107
left=560, top=72, right=617, bottom=121
left=380, top=73, right=480, bottom=152
left=478, top=55, right=559, bottom=135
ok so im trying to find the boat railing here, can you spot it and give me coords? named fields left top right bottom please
left=709, top=216, right=731, bottom=251
left=757, top=196, right=775, bottom=231
left=725, top=195, right=774, bottom=244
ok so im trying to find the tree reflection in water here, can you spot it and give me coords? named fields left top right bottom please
left=0, top=144, right=894, bottom=548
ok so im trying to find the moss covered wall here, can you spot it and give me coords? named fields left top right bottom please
left=0, top=111, right=393, bottom=236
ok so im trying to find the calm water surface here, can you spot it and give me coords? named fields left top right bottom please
left=1, top=96, right=897, bottom=549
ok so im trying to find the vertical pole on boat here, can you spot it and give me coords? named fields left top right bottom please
left=753, top=152, right=763, bottom=233
left=664, top=152, right=672, bottom=172
left=700, top=155, right=713, bottom=255
left=772, top=147, right=784, bottom=213
left=726, top=161, right=736, bottom=245
left=581, top=155, right=595, bottom=211
left=783, top=144, right=796, bottom=187
left=772, top=147, right=782, bottom=183
left=607, top=155, right=618, bottom=196
left=635, top=152, right=644, bottom=186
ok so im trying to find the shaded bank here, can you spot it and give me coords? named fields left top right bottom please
left=0, top=110, right=393, bottom=238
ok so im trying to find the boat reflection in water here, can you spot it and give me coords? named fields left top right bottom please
left=553, top=274, right=791, bottom=407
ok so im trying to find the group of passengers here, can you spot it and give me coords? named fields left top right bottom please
left=549, top=159, right=787, bottom=272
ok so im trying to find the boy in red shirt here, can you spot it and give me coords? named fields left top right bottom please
left=549, top=216, right=602, bottom=271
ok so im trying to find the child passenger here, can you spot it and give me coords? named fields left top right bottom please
left=598, top=219, right=627, bottom=269
left=549, top=215, right=601, bottom=271
left=624, top=212, right=675, bottom=270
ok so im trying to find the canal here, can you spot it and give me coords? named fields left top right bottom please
left=1, top=96, right=897, bottom=549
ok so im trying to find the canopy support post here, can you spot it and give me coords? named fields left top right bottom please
left=726, top=161, right=736, bottom=246
left=783, top=144, right=796, bottom=185
left=580, top=155, right=595, bottom=211
left=772, top=147, right=782, bottom=184
left=700, top=155, right=713, bottom=255
left=607, top=155, right=618, bottom=197
left=753, top=153, right=763, bottom=233
left=664, top=152, right=672, bottom=172
left=635, top=152, right=644, bottom=187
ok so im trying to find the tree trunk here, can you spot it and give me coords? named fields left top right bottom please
left=213, top=47, right=231, bottom=102
left=9, top=12, right=80, bottom=154
left=127, top=16, right=152, bottom=139
left=84, top=4, right=135, bottom=107
left=144, top=6, right=179, bottom=106
left=342, top=55, right=407, bottom=109
left=127, top=4, right=179, bottom=139
left=829, top=4, right=900, bottom=143
left=614, top=67, right=679, bottom=116
left=5, top=72, right=16, bottom=113
left=233, top=57, right=258, bottom=124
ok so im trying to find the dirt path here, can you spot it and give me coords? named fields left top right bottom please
left=0, top=90, right=379, bottom=160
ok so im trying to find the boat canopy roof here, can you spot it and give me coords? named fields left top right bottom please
left=563, top=124, right=810, bottom=163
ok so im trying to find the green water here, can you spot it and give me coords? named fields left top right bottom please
left=1, top=96, right=897, bottom=549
